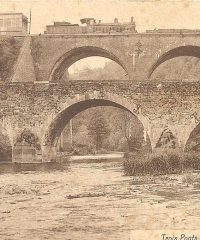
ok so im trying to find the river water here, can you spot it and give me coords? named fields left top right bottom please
left=0, top=161, right=200, bottom=240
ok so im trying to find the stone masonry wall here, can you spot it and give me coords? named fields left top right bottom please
left=0, top=81, right=199, bottom=155
left=30, top=34, right=200, bottom=82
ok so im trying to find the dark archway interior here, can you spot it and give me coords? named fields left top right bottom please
left=0, top=132, right=12, bottom=162
left=50, top=46, right=129, bottom=82
left=185, top=124, right=200, bottom=152
left=43, top=99, right=136, bottom=147
left=155, top=129, right=178, bottom=149
left=148, top=45, right=200, bottom=79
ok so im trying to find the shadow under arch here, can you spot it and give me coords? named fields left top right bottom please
left=42, top=97, right=152, bottom=161
left=155, top=128, right=179, bottom=150
left=184, top=123, right=200, bottom=152
left=148, top=45, right=200, bottom=79
left=49, top=46, right=130, bottom=82
left=0, top=127, right=12, bottom=162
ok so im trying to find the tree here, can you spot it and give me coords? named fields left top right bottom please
left=69, top=60, right=128, bottom=81
left=87, top=111, right=110, bottom=151
left=122, top=111, right=144, bottom=152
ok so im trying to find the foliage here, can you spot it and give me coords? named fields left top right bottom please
left=151, top=56, right=200, bottom=81
left=16, top=129, right=41, bottom=150
left=0, top=37, right=22, bottom=82
left=185, top=126, right=200, bottom=152
left=87, top=110, right=110, bottom=150
left=156, top=129, right=177, bottom=149
left=0, top=130, right=12, bottom=162
left=69, top=60, right=128, bottom=80
left=123, top=149, right=200, bottom=176
left=60, top=106, right=149, bottom=153
left=122, top=111, right=144, bottom=151
left=182, top=172, right=200, bottom=188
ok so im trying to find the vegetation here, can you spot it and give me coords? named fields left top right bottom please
left=87, top=110, right=110, bottom=150
left=0, top=37, right=23, bottom=82
left=30, top=39, right=43, bottom=81
left=68, top=56, right=200, bottom=82
left=182, top=172, right=200, bottom=186
left=16, top=129, right=41, bottom=150
left=0, top=130, right=12, bottom=162
left=60, top=106, right=151, bottom=154
left=69, top=60, right=128, bottom=81
left=151, top=56, right=200, bottom=81
left=124, top=149, right=200, bottom=176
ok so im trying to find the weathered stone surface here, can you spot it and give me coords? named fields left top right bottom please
left=12, top=144, right=37, bottom=163
left=12, top=37, right=36, bottom=83
left=0, top=81, right=199, bottom=162
left=30, top=34, right=200, bottom=82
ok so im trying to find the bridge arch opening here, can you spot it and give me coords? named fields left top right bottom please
left=155, top=128, right=179, bottom=150
left=148, top=45, right=200, bottom=80
left=0, top=129, right=12, bottom=162
left=42, top=97, right=152, bottom=161
left=67, top=56, right=129, bottom=81
left=185, top=123, right=200, bottom=152
left=49, top=46, right=130, bottom=82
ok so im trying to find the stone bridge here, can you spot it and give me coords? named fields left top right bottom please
left=6, top=33, right=200, bottom=83
left=0, top=81, right=199, bottom=162
left=1, top=32, right=200, bottom=162
left=21, top=33, right=200, bottom=83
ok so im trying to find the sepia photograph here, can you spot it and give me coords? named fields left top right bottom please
left=0, top=0, right=200, bottom=239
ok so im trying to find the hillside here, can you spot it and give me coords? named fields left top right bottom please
left=0, top=37, right=23, bottom=82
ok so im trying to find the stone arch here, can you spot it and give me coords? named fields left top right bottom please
left=41, top=92, right=151, bottom=161
left=49, top=46, right=130, bottom=82
left=148, top=45, right=200, bottom=79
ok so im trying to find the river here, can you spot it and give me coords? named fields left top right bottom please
left=0, top=161, right=200, bottom=240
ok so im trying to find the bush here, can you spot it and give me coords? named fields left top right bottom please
left=123, top=149, right=200, bottom=176
left=16, top=129, right=41, bottom=150
left=72, top=144, right=96, bottom=156
left=182, top=152, right=200, bottom=170
left=182, top=173, right=197, bottom=185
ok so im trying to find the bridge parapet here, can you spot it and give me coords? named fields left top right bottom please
left=1, top=80, right=200, bottom=97
left=6, top=80, right=200, bottom=93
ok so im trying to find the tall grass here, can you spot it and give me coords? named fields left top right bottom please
left=123, top=149, right=200, bottom=176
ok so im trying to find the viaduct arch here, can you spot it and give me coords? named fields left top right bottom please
left=49, top=46, right=130, bottom=82
left=148, top=45, right=200, bottom=79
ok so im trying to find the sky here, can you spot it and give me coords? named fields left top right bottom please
left=1, top=0, right=200, bottom=34
left=1, top=0, right=200, bottom=71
